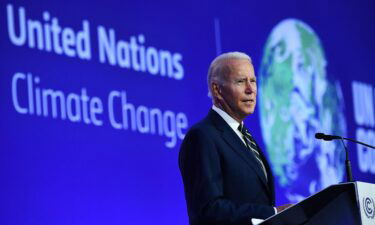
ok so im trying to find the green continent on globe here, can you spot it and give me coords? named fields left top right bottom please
left=258, top=19, right=346, bottom=202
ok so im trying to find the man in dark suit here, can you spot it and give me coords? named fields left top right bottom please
left=179, top=52, right=291, bottom=225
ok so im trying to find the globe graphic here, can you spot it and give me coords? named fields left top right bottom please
left=258, top=19, right=347, bottom=202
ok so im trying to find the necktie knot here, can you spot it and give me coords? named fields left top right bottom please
left=238, top=124, right=251, bottom=139
left=238, top=123, right=245, bottom=135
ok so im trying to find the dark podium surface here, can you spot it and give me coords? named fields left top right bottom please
left=260, top=182, right=367, bottom=225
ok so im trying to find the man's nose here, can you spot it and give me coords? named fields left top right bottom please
left=245, top=81, right=255, bottom=93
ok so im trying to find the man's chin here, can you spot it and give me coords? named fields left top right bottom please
left=247, top=110, right=255, bottom=115
left=239, top=109, right=254, bottom=119
left=242, top=103, right=256, bottom=114
left=245, top=107, right=255, bottom=115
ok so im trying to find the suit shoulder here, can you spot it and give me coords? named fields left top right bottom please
left=179, top=117, right=219, bottom=160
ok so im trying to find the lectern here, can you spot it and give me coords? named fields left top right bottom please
left=260, top=182, right=375, bottom=225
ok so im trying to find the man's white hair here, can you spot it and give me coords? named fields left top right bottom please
left=207, top=51, right=252, bottom=98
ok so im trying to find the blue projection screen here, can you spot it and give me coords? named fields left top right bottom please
left=1, top=1, right=375, bottom=224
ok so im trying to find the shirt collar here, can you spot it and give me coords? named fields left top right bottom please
left=212, top=105, right=242, bottom=132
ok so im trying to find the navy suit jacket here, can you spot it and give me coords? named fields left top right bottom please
left=179, top=109, right=275, bottom=225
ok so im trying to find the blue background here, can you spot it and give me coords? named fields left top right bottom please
left=1, top=0, right=375, bottom=224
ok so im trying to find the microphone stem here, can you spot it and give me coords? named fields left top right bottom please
left=345, top=159, right=353, bottom=182
left=340, top=138, right=353, bottom=182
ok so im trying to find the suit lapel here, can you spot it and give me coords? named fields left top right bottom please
left=207, top=110, right=271, bottom=195
left=221, top=127, right=270, bottom=191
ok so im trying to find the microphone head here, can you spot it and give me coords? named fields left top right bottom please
left=315, top=133, right=325, bottom=139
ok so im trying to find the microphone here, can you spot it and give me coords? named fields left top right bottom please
left=315, top=132, right=353, bottom=182
left=315, top=132, right=375, bottom=182
left=315, top=133, right=342, bottom=141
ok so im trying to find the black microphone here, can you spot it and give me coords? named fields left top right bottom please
left=315, top=132, right=353, bottom=182
left=315, top=132, right=375, bottom=182
left=315, top=133, right=341, bottom=141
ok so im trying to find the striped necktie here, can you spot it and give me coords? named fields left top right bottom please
left=238, top=124, right=268, bottom=181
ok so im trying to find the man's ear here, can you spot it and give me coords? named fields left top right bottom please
left=212, top=82, right=221, bottom=99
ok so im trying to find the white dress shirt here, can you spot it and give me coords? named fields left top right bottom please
left=212, top=105, right=246, bottom=146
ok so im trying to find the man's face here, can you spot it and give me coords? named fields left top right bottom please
left=214, top=59, right=257, bottom=122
